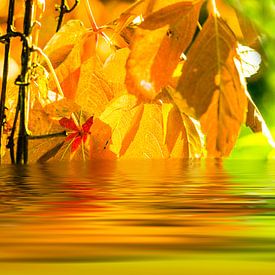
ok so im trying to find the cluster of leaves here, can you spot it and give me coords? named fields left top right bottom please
left=2, top=0, right=274, bottom=162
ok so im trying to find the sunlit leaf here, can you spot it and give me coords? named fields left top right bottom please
left=209, top=0, right=259, bottom=45
left=75, top=57, right=113, bottom=116
left=126, top=1, right=202, bottom=100
left=100, top=94, right=139, bottom=156
left=48, top=31, right=97, bottom=99
left=121, top=104, right=169, bottom=159
left=43, top=98, right=80, bottom=119
left=162, top=103, right=189, bottom=158
left=175, top=15, right=247, bottom=157
left=43, top=20, right=87, bottom=68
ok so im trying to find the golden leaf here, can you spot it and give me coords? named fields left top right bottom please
left=43, top=98, right=80, bottom=119
left=162, top=103, right=189, bottom=158
left=103, top=47, right=130, bottom=84
left=176, top=16, right=247, bottom=157
left=89, top=119, right=116, bottom=159
left=182, top=113, right=203, bottom=158
left=48, top=31, right=97, bottom=99
left=100, top=94, right=139, bottom=156
left=121, top=104, right=169, bottom=159
left=126, top=1, right=202, bottom=100
left=208, top=0, right=259, bottom=45
left=43, top=20, right=87, bottom=69
left=75, top=57, right=113, bottom=117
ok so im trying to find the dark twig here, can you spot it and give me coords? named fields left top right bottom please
left=16, top=0, right=33, bottom=164
left=29, top=131, right=67, bottom=140
left=0, top=0, right=15, bottom=163
left=56, top=0, right=80, bottom=32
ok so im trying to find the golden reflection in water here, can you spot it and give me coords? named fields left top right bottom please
left=0, top=159, right=274, bottom=262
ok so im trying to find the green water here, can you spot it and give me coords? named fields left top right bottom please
left=0, top=159, right=275, bottom=274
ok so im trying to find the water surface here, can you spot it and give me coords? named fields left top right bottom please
left=0, top=159, right=275, bottom=273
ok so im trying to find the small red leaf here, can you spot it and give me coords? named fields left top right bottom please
left=65, top=132, right=79, bottom=141
left=59, top=117, right=79, bottom=131
left=71, top=136, right=82, bottom=152
left=82, top=116, right=94, bottom=133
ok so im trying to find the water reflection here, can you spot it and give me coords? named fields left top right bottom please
left=0, top=160, right=274, bottom=261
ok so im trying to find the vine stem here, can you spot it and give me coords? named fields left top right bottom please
left=84, top=0, right=112, bottom=47
left=16, top=0, right=34, bottom=164
left=0, top=0, right=16, bottom=163
left=33, top=46, right=64, bottom=98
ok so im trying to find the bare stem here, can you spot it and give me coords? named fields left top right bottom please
left=16, top=0, right=34, bottom=164
left=0, top=0, right=16, bottom=163
left=56, top=0, right=80, bottom=32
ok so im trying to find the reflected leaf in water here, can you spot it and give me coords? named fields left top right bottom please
left=0, top=160, right=274, bottom=262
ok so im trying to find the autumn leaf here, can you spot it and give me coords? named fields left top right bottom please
left=43, top=20, right=87, bottom=69
left=99, top=94, right=140, bottom=156
left=75, top=57, right=113, bottom=116
left=209, top=0, right=259, bottom=45
left=126, top=1, right=203, bottom=100
left=175, top=15, right=247, bottom=157
left=89, top=118, right=116, bottom=159
left=43, top=98, right=80, bottom=119
left=162, top=102, right=189, bottom=158
left=59, top=115, right=94, bottom=153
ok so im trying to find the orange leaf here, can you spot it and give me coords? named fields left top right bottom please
left=162, top=103, right=189, bottom=158
left=100, top=94, right=139, bottom=156
left=75, top=57, right=113, bottom=117
left=126, top=1, right=202, bottom=100
left=121, top=104, right=170, bottom=159
left=43, top=20, right=87, bottom=69
left=176, top=16, right=247, bottom=157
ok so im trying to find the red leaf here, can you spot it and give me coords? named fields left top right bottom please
left=59, top=117, right=79, bottom=131
left=71, top=136, right=82, bottom=152
left=82, top=116, right=94, bottom=133
left=65, top=132, right=79, bottom=141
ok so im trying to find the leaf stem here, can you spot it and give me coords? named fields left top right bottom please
left=84, top=0, right=98, bottom=32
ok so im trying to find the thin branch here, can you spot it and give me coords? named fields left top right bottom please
left=56, top=0, right=80, bottom=32
left=0, top=0, right=16, bottom=163
left=29, top=130, right=67, bottom=139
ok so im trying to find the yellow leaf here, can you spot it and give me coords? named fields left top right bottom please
left=43, top=20, right=87, bottom=69
left=103, top=47, right=130, bottom=84
left=48, top=31, right=97, bottom=99
left=75, top=57, right=113, bottom=117
left=102, top=48, right=130, bottom=98
left=208, top=0, right=259, bottom=45
left=121, top=104, right=169, bottom=159
left=89, top=119, right=116, bottom=159
left=100, top=94, right=139, bottom=156
left=43, top=98, right=80, bottom=119
left=176, top=16, right=247, bottom=157
left=161, top=103, right=174, bottom=144
left=163, top=103, right=189, bottom=158
left=182, top=113, right=203, bottom=158
left=126, top=1, right=202, bottom=100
